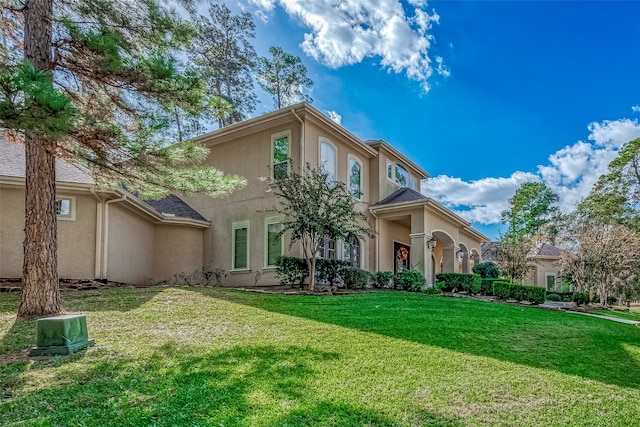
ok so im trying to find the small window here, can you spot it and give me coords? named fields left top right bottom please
left=232, top=221, right=250, bottom=270
left=265, top=220, right=283, bottom=267
left=56, top=196, right=76, bottom=221
left=348, top=156, right=362, bottom=198
left=272, top=131, right=290, bottom=180
left=386, top=160, right=393, bottom=180
left=319, top=138, right=336, bottom=182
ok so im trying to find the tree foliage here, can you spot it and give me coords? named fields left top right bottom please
left=257, top=46, right=313, bottom=109
left=0, top=0, right=246, bottom=317
left=558, top=215, right=640, bottom=304
left=189, top=1, right=257, bottom=127
left=472, top=261, right=500, bottom=279
left=490, top=236, right=536, bottom=283
left=271, top=164, right=374, bottom=291
left=578, top=138, right=640, bottom=231
left=501, top=182, right=559, bottom=239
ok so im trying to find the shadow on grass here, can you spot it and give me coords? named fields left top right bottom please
left=193, top=288, right=640, bottom=389
left=0, top=342, right=462, bottom=426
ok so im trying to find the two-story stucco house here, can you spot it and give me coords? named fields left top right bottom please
left=0, top=103, right=488, bottom=286
left=185, top=103, right=488, bottom=286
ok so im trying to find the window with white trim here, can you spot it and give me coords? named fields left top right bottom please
left=56, top=196, right=76, bottom=221
left=546, top=273, right=556, bottom=291
left=344, top=234, right=361, bottom=268
left=316, top=237, right=336, bottom=260
left=348, top=156, right=362, bottom=199
left=265, top=220, right=283, bottom=267
left=272, top=130, right=290, bottom=180
left=319, top=138, right=336, bottom=182
left=232, top=221, right=250, bottom=270
left=386, top=160, right=411, bottom=188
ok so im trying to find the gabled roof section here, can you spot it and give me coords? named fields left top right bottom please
left=374, top=187, right=427, bottom=206
left=481, top=241, right=562, bottom=262
left=533, top=242, right=562, bottom=258
left=144, top=194, right=207, bottom=221
left=0, top=132, right=94, bottom=184
left=191, top=102, right=378, bottom=158
left=366, top=139, right=429, bottom=179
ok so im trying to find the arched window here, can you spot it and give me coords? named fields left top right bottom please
left=348, top=156, right=362, bottom=199
left=319, top=138, right=336, bottom=182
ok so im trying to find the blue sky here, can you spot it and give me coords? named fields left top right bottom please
left=220, top=0, right=640, bottom=239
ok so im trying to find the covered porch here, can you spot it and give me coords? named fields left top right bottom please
left=370, top=188, right=487, bottom=284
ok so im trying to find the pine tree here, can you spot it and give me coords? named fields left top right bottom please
left=0, top=0, right=246, bottom=317
left=257, top=46, right=313, bottom=109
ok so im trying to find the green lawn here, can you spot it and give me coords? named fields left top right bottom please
left=590, top=308, right=640, bottom=323
left=1, top=288, right=639, bottom=426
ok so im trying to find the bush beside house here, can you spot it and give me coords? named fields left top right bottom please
left=436, top=273, right=481, bottom=294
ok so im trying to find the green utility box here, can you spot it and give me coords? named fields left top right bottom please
left=29, top=314, right=95, bottom=356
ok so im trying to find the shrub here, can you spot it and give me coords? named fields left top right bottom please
left=423, top=285, right=442, bottom=295
left=275, top=256, right=308, bottom=287
left=572, top=292, right=590, bottom=305
left=522, top=285, right=546, bottom=304
left=435, top=273, right=482, bottom=294
left=396, top=269, right=426, bottom=292
left=374, top=271, right=395, bottom=289
left=492, top=281, right=545, bottom=304
left=480, top=278, right=502, bottom=296
left=546, top=293, right=561, bottom=302
left=472, top=262, right=501, bottom=278
left=316, top=259, right=348, bottom=285
left=340, top=267, right=372, bottom=289
left=492, top=281, right=512, bottom=299
left=607, top=296, right=618, bottom=305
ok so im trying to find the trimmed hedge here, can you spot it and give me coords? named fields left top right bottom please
left=275, top=256, right=308, bottom=287
left=374, top=271, right=395, bottom=289
left=480, top=278, right=502, bottom=296
left=435, top=273, right=482, bottom=294
left=492, top=281, right=546, bottom=304
left=546, top=293, right=561, bottom=302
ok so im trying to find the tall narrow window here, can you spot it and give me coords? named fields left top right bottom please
left=348, top=156, right=362, bottom=198
left=232, top=221, right=250, bottom=270
left=344, top=234, right=361, bottom=267
left=317, top=237, right=336, bottom=260
left=272, top=131, right=290, bottom=180
left=410, top=177, right=417, bottom=190
left=386, top=160, right=393, bottom=180
left=266, top=221, right=283, bottom=267
left=319, top=139, right=336, bottom=182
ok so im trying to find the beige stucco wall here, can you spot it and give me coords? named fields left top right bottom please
left=377, top=219, right=411, bottom=273
left=106, top=203, right=155, bottom=284
left=525, top=257, right=560, bottom=288
left=153, top=225, right=205, bottom=283
left=0, top=186, right=97, bottom=279
left=0, top=186, right=25, bottom=278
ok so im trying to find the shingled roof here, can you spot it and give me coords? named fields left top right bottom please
left=144, top=194, right=207, bottom=222
left=481, top=241, right=561, bottom=262
left=374, top=187, right=427, bottom=206
left=0, top=133, right=206, bottom=222
left=0, top=133, right=94, bottom=184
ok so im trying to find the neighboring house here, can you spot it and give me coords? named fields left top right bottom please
left=0, top=103, right=488, bottom=286
left=186, top=103, right=488, bottom=286
left=0, top=136, right=208, bottom=284
left=481, top=241, right=562, bottom=290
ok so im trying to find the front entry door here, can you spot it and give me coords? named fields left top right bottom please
left=394, top=242, right=411, bottom=274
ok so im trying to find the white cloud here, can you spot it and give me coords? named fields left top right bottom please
left=249, top=0, right=441, bottom=91
left=632, top=105, right=640, bottom=113
left=325, top=110, right=342, bottom=125
left=422, top=118, right=640, bottom=225
left=422, top=172, right=538, bottom=224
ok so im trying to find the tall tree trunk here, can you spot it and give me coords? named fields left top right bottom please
left=18, top=0, right=60, bottom=318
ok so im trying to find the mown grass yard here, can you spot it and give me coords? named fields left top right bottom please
left=1, top=287, right=639, bottom=426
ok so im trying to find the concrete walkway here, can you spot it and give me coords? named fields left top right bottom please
left=565, top=310, right=640, bottom=326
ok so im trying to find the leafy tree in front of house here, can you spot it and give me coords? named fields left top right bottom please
left=501, top=182, right=559, bottom=239
left=491, top=235, right=536, bottom=283
left=271, top=164, right=374, bottom=292
left=256, top=46, right=313, bottom=109
left=0, top=0, right=246, bottom=317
